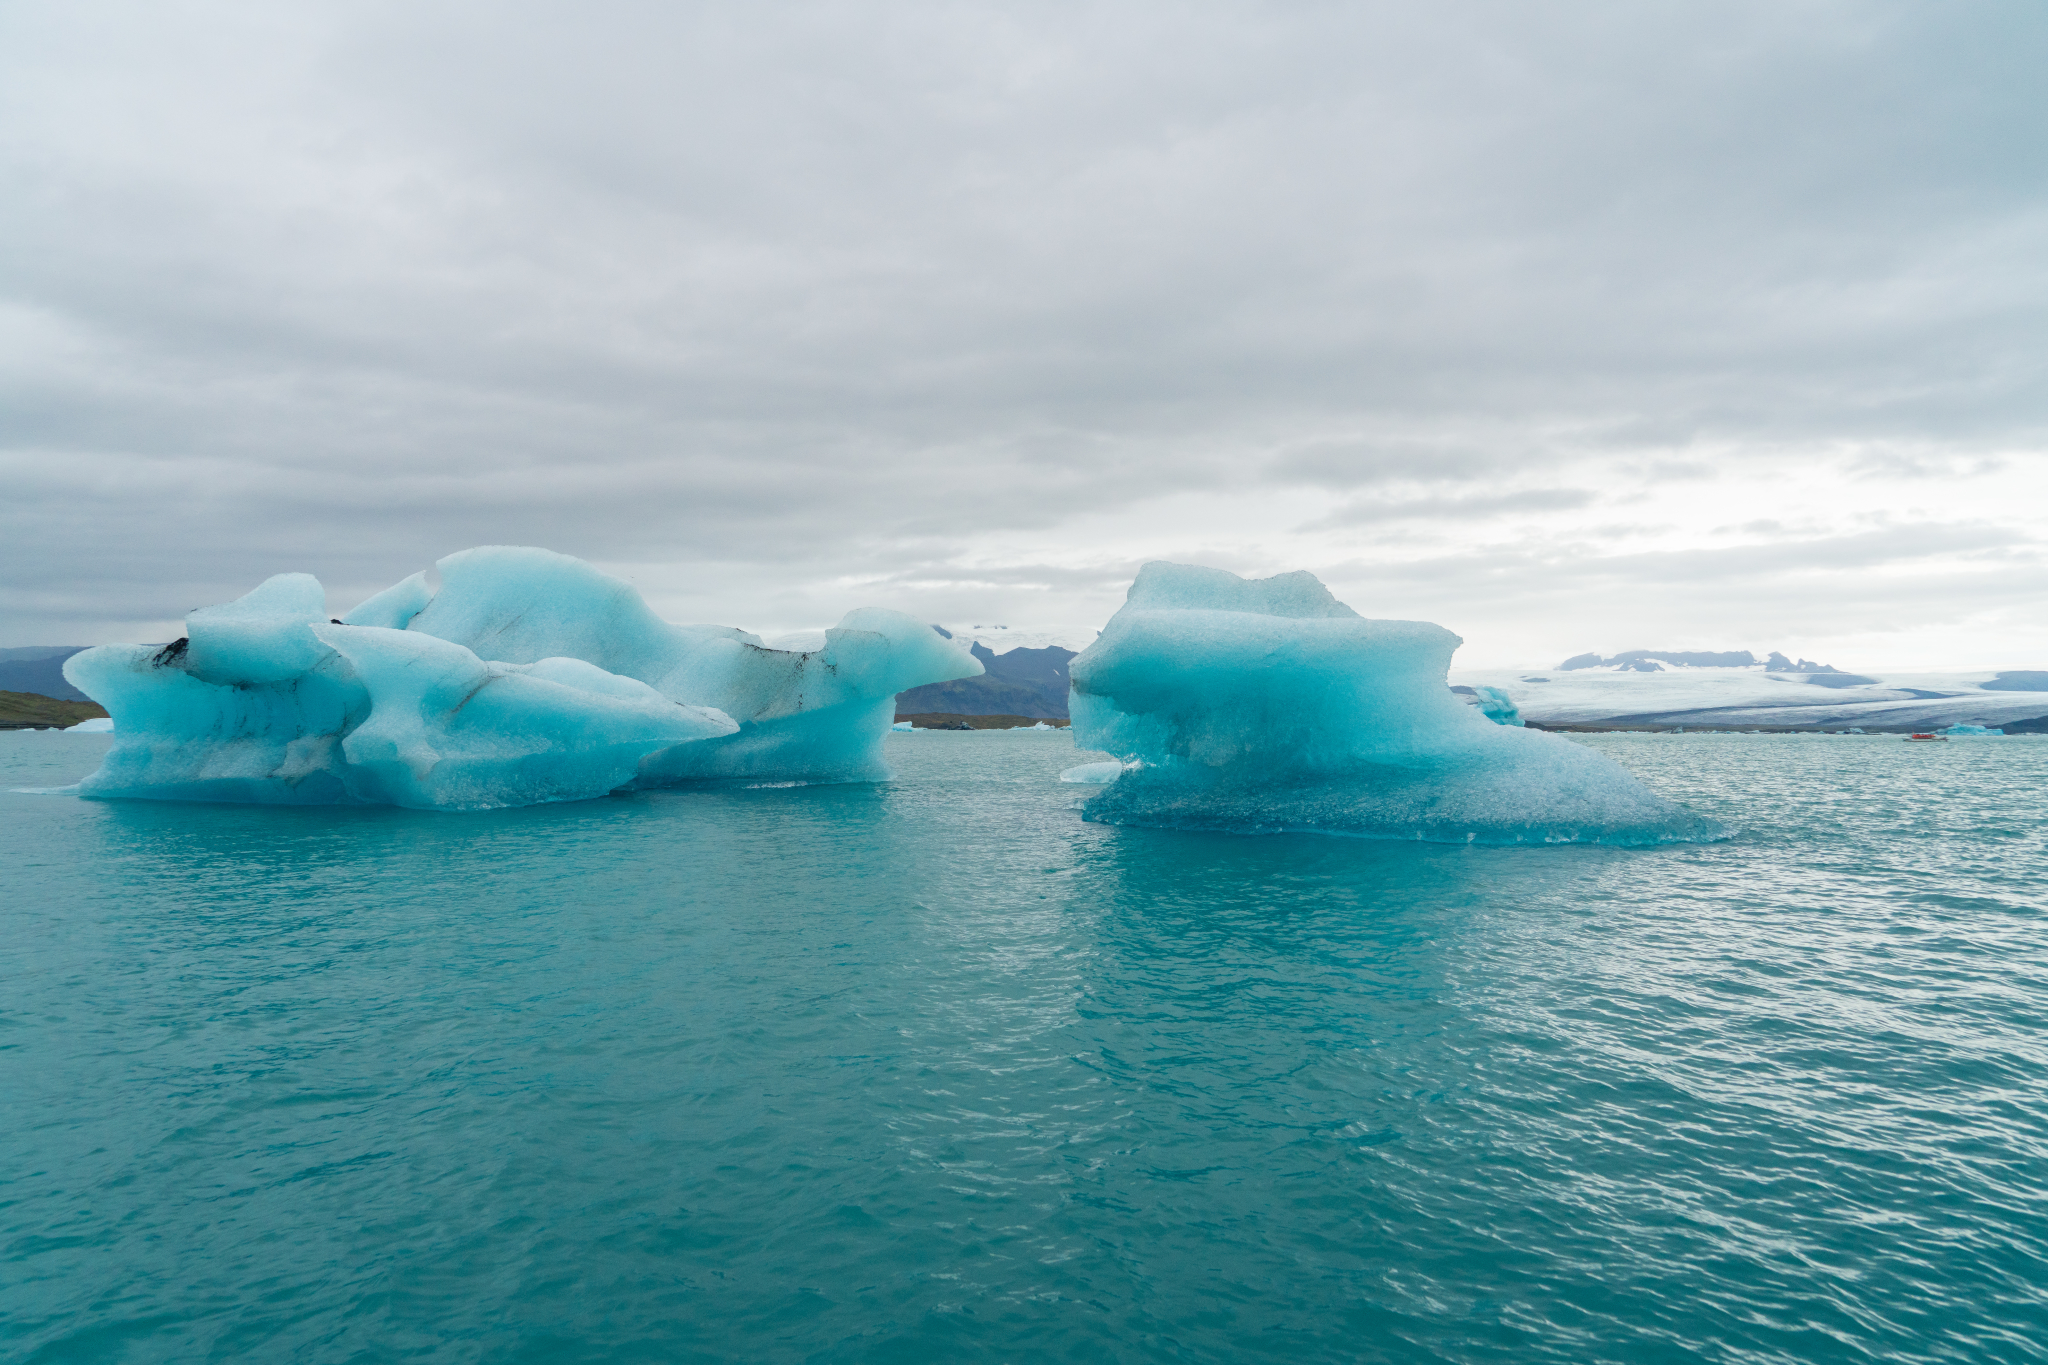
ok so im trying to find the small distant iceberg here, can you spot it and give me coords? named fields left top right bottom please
left=62, top=547, right=981, bottom=810
left=1067, top=563, right=1721, bottom=845
left=892, top=720, right=916, bottom=731
left=1937, top=724, right=2004, bottom=736
left=64, top=716, right=114, bottom=732
left=1470, top=685, right=1522, bottom=727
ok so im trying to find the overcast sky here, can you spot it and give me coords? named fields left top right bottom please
left=4, top=1, right=2044, bottom=668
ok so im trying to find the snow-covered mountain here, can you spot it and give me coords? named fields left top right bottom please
left=1448, top=663, right=2048, bottom=732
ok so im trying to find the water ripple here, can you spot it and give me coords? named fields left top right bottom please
left=3, top=731, right=2045, bottom=1362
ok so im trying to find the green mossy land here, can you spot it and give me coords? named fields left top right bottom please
left=0, top=690, right=108, bottom=730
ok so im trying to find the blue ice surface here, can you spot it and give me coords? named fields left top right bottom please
left=1068, top=562, right=1721, bottom=845
left=62, top=546, right=980, bottom=810
left=1470, top=684, right=1523, bottom=726
left=1939, top=724, right=2004, bottom=736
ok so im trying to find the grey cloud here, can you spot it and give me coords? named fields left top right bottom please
left=2, top=1, right=2046, bottom=646
left=1319, top=521, right=2048, bottom=661
left=1304, top=489, right=1597, bottom=531
left=1266, top=436, right=1531, bottom=491
left=1847, top=450, right=2011, bottom=481
left=1326, top=521, right=2037, bottom=606
left=1620, top=460, right=1718, bottom=484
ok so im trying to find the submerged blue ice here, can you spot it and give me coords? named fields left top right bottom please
left=63, top=547, right=979, bottom=809
left=1068, top=563, right=1720, bottom=845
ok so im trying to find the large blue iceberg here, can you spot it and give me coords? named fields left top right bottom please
left=1068, top=563, right=1721, bottom=845
left=63, top=547, right=980, bottom=809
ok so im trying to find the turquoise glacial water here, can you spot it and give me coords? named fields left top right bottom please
left=4, top=730, right=2046, bottom=1363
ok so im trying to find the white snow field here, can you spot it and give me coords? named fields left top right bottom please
left=1448, top=664, right=2048, bottom=732
left=1067, top=563, right=1720, bottom=845
left=62, top=547, right=980, bottom=809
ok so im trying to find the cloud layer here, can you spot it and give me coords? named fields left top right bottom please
left=4, top=1, right=2044, bottom=666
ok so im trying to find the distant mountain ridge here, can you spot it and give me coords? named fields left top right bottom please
left=0, top=647, right=92, bottom=702
left=895, top=641, right=1076, bottom=719
left=1559, top=649, right=1873, bottom=684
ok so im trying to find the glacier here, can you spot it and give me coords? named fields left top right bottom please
left=62, top=547, right=980, bottom=810
left=1066, top=563, right=1720, bottom=845
left=1451, top=663, right=2048, bottom=733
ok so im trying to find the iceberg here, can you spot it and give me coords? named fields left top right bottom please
left=64, top=717, right=114, bottom=732
left=1469, top=685, right=1522, bottom=726
left=62, top=547, right=980, bottom=810
left=1067, top=563, right=1720, bottom=845
left=1937, top=724, right=2003, bottom=736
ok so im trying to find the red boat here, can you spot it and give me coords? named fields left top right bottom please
left=1905, top=733, right=1947, bottom=742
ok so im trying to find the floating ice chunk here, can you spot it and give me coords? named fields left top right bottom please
left=64, top=717, right=113, bottom=732
left=407, top=547, right=707, bottom=689
left=1060, top=761, right=1125, bottom=784
left=1028, top=721, right=1056, bottom=731
left=1067, top=563, right=1719, bottom=845
left=64, top=574, right=373, bottom=805
left=892, top=721, right=915, bottom=731
left=1469, top=686, right=1522, bottom=726
left=1937, top=724, right=2003, bottom=736
left=409, top=548, right=978, bottom=784
left=307, top=626, right=734, bottom=809
left=61, top=547, right=979, bottom=808
left=632, top=607, right=977, bottom=784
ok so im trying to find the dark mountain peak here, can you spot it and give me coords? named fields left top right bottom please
left=1766, top=651, right=1845, bottom=674
left=0, top=648, right=95, bottom=702
left=899, top=641, right=1079, bottom=718
left=1561, top=649, right=1768, bottom=671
